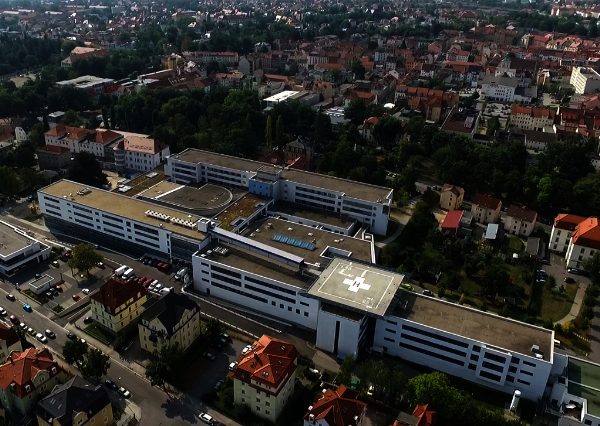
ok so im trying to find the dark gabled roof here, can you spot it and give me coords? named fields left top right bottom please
left=139, top=292, right=199, bottom=337
left=90, top=278, right=146, bottom=315
left=36, top=376, right=110, bottom=426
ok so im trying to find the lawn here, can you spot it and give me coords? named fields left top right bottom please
left=506, top=235, right=525, bottom=252
left=23, top=289, right=47, bottom=305
left=84, top=324, right=114, bottom=344
left=539, top=283, right=578, bottom=322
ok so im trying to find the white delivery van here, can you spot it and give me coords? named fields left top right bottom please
left=121, top=268, right=134, bottom=280
left=114, top=265, right=128, bottom=276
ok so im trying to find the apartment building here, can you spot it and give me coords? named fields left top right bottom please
left=36, top=145, right=71, bottom=170
left=0, top=348, right=65, bottom=416
left=480, top=76, right=519, bottom=102
left=113, top=135, right=170, bottom=173
left=55, top=75, right=119, bottom=100
left=61, top=47, right=109, bottom=69
left=44, top=126, right=123, bottom=162
left=564, top=217, right=600, bottom=271
left=303, top=385, right=367, bottom=426
left=90, top=278, right=148, bottom=335
left=570, top=67, right=600, bottom=94
left=549, top=214, right=586, bottom=253
left=233, top=335, right=298, bottom=422
left=138, top=292, right=201, bottom=353
left=471, top=194, right=502, bottom=224
left=183, top=51, right=239, bottom=65
left=439, top=184, right=464, bottom=211
left=510, top=106, right=556, bottom=131
left=0, top=220, right=51, bottom=277
left=374, top=293, right=554, bottom=400
left=504, top=205, right=537, bottom=237
left=165, top=149, right=393, bottom=235
left=36, top=376, right=113, bottom=426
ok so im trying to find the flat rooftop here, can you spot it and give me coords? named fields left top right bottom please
left=0, top=221, right=36, bottom=257
left=241, top=218, right=373, bottom=264
left=270, top=200, right=355, bottom=229
left=308, top=258, right=404, bottom=316
left=215, top=194, right=269, bottom=231
left=170, top=149, right=392, bottom=203
left=394, top=293, right=553, bottom=357
left=568, top=358, right=600, bottom=417
left=198, top=242, right=315, bottom=290
left=156, top=184, right=233, bottom=211
left=40, top=180, right=206, bottom=241
left=113, top=167, right=166, bottom=197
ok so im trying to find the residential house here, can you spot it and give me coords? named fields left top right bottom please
left=285, top=138, right=314, bottom=168
left=37, top=145, right=71, bottom=172
left=0, top=348, right=64, bottom=416
left=35, top=376, right=113, bottom=426
left=0, top=323, right=21, bottom=361
left=550, top=214, right=587, bottom=253
left=138, top=292, right=201, bottom=353
left=565, top=217, right=600, bottom=271
left=439, top=184, right=465, bottom=211
left=233, top=335, right=298, bottom=422
left=393, top=404, right=437, bottom=426
left=90, top=277, right=148, bottom=335
left=510, top=106, right=556, bottom=131
left=521, top=130, right=558, bottom=151
left=303, top=385, right=367, bottom=426
left=183, top=51, right=239, bottom=66
left=471, top=194, right=502, bottom=224
left=359, top=117, right=378, bottom=142
left=61, top=47, right=109, bottom=69
left=504, top=205, right=537, bottom=237
left=113, top=135, right=169, bottom=173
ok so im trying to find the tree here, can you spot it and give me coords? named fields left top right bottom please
left=562, top=321, right=574, bottom=335
left=68, top=243, right=103, bottom=276
left=80, top=348, right=111, bottom=381
left=68, top=152, right=108, bottom=188
left=372, top=116, right=402, bottom=147
left=63, top=339, right=88, bottom=368
left=350, top=57, right=366, bottom=80
left=61, top=110, right=83, bottom=127
left=87, top=114, right=99, bottom=130
left=18, top=168, right=38, bottom=190
left=407, top=372, right=461, bottom=415
left=12, top=141, right=37, bottom=168
left=0, top=167, right=21, bottom=198
left=344, top=99, right=367, bottom=125
left=582, top=251, right=600, bottom=286
left=545, top=275, right=557, bottom=292
left=275, top=115, right=284, bottom=147
left=204, top=318, right=222, bottom=342
left=145, top=343, right=184, bottom=397
left=446, top=274, right=461, bottom=294
left=329, top=68, right=342, bottom=85
left=265, top=115, right=273, bottom=150
left=338, top=354, right=355, bottom=386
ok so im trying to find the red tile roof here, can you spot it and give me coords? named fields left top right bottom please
left=0, top=348, right=61, bottom=399
left=507, top=205, right=537, bottom=223
left=90, top=278, right=147, bottom=315
left=473, top=194, right=501, bottom=210
left=233, top=335, right=298, bottom=393
left=304, top=385, right=366, bottom=426
left=413, top=404, right=437, bottom=426
left=554, top=214, right=587, bottom=230
left=572, top=217, right=600, bottom=249
left=37, top=145, right=70, bottom=154
left=441, top=210, right=463, bottom=230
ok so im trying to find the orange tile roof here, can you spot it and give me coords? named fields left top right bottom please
left=572, top=217, right=600, bottom=249
left=554, top=214, right=587, bottom=230
left=90, top=278, right=147, bottom=315
left=0, top=348, right=61, bottom=399
left=232, top=335, right=298, bottom=393
left=303, top=385, right=366, bottom=426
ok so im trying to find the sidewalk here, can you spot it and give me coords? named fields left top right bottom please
left=556, top=282, right=589, bottom=325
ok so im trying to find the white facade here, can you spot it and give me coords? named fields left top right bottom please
left=0, top=221, right=51, bottom=277
left=504, top=214, right=537, bottom=237
left=14, top=127, right=28, bottom=142
left=481, top=79, right=517, bottom=102
left=570, top=67, right=600, bottom=94
left=471, top=202, right=501, bottom=224
left=565, top=242, right=596, bottom=270
left=511, top=110, right=555, bottom=131
left=114, top=141, right=169, bottom=173
left=373, top=313, right=552, bottom=400
left=550, top=226, right=572, bottom=253
left=191, top=252, right=320, bottom=330
left=233, top=370, right=296, bottom=422
left=315, top=309, right=369, bottom=359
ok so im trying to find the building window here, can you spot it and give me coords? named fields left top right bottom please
left=517, top=379, right=530, bottom=385
left=470, top=354, right=479, bottom=361
left=468, top=363, right=477, bottom=370
left=256, top=407, right=260, bottom=412
left=472, top=345, right=481, bottom=352
left=304, top=312, right=309, bottom=317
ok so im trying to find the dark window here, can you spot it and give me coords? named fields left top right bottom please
left=522, top=360, right=536, bottom=367
left=520, top=370, right=533, bottom=376
left=245, top=285, right=296, bottom=304
left=398, top=342, right=465, bottom=366
left=133, top=223, right=158, bottom=235
left=403, top=324, right=468, bottom=348
left=484, top=352, right=507, bottom=364
left=506, top=375, right=514, bottom=383
left=482, top=361, right=504, bottom=373
left=212, top=265, right=241, bottom=279
left=102, top=213, right=123, bottom=223
left=211, top=273, right=241, bottom=287
left=300, top=301, right=309, bottom=307
left=385, top=328, right=396, bottom=334
left=472, top=345, right=481, bottom=352
left=212, top=282, right=267, bottom=303
left=400, top=333, right=466, bottom=357
left=479, top=371, right=501, bottom=382
left=468, top=363, right=477, bottom=371
left=511, top=357, right=520, bottom=364
left=384, top=337, right=395, bottom=342
left=517, top=379, right=530, bottom=385
left=387, top=320, right=398, bottom=325
left=509, top=366, right=517, bottom=373
left=245, top=276, right=296, bottom=295
left=470, top=354, right=479, bottom=361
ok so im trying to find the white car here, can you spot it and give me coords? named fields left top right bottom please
left=0, top=307, right=6, bottom=316
left=35, top=333, right=48, bottom=343
left=154, top=283, right=163, bottom=290
left=82, top=289, right=90, bottom=295
left=118, top=387, right=131, bottom=398
left=199, top=412, right=213, bottom=424
left=229, top=361, right=238, bottom=371
left=242, top=345, right=252, bottom=355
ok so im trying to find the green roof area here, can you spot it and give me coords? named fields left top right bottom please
left=568, top=358, right=600, bottom=417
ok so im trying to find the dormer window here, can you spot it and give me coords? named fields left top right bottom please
left=25, top=385, right=30, bottom=392
left=52, top=367, right=57, bottom=374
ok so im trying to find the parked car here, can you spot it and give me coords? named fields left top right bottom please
left=118, top=387, right=131, bottom=398
left=45, top=330, right=56, bottom=338
left=34, top=273, right=41, bottom=279
left=401, top=283, right=414, bottom=292
left=199, top=413, right=213, bottom=424
left=242, top=345, right=253, bottom=355
left=55, top=285, right=63, bottom=292
left=27, top=327, right=35, bottom=336
left=72, top=295, right=81, bottom=302
left=564, top=277, right=576, bottom=284
left=202, top=352, right=216, bottom=361
left=5, top=294, right=15, bottom=302
left=214, top=380, right=224, bottom=391
left=22, top=304, right=32, bottom=312
left=9, top=315, right=17, bottom=324
left=212, top=341, right=223, bottom=349
left=45, top=291, right=54, bottom=299
left=422, top=289, right=434, bottom=297
left=19, top=323, right=26, bottom=331
left=105, top=379, right=118, bottom=390
left=66, top=331, right=77, bottom=340
left=229, top=361, right=238, bottom=371
left=51, top=261, right=59, bottom=267
left=36, top=333, right=47, bottom=343
left=220, top=332, right=230, bottom=341
left=82, top=289, right=90, bottom=295
left=83, top=316, right=93, bottom=324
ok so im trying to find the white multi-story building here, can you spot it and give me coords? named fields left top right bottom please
left=44, top=125, right=123, bottom=166
left=233, top=335, right=298, bottom=422
left=570, top=67, right=600, bottom=94
left=182, top=51, right=239, bottom=65
left=564, top=217, right=600, bottom=271
left=165, top=149, right=393, bottom=236
left=549, top=214, right=587, bottom=254
left=510, top=106, right=556, bottom=131
left=113, top=135, right=170, bottom=173
left=480, top=75, right=519, bottom=102
left=504, top=205, right=537, bottom=237
left=0, top=220, right=51, bottom=277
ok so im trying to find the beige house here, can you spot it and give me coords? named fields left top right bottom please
left=439, top=184, right=465, bottom=211
left=0, top=348, right=65, bottom=416
left=36, top=145, right=71, bottom=170
left=233, top=335, right=298, bottom=422
left=139, top=292, right=201, bottom=353
left=471, top=194, right=502, bottom=224
left=91, top=278, right=148, bottom=335
left=36, top=376, right=113, bottom=426
left=504, top=205, right=537, bottom=237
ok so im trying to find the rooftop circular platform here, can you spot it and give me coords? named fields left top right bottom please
left=139, top=182, right=233, bottom=214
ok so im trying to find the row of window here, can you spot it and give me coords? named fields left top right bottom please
left=399, top=341, right=465, bottom=366
left=135, top=230, right=160, bottom=241
left=245, top=284, right=296, bottom=304
left=212, top=265, right=241, bottom=279
left=73, top=204, right=92, bottom=214
left=105, top=228, right=125, bottom=237
left=402, top=324, right=469, bottom=348
left=135, top=237, right=160, bottom=249
left=134, top=223, right=159, bottom=235
left=212, top=282, right=268, bottom=303
left=400, top=333, right=467, bottom=358
left=245, top=276, right=296, bottom=296
left=103, top=221, right=124, bottom=230
left=74, top=211, right=93, bottom=221
left=211, top=273, right=241, bottom=287
left=102, top=213, right=124, bottom=223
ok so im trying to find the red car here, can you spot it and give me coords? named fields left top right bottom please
left=143, top=277, right=153, bottom=285
left=159, top=263, right=171, bottom=272
left=64, top=251, right=73, bottom=259
left=137, top=276, right=147, bottom=284
left=72, top=294, right=81, bottom=302
left=9, top=315, right=17, bottom=324
left=55, top=285, right=63, bottom=292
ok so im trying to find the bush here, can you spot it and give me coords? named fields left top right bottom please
left=543, top=319, right=554, bottom=330
left=584, top=295, right=597, bottom=307
left=554, top=323, right=563, bottom=333
left=458, top=294, right=466, bottom=305
left=499, top=306, right=510, bottom=317
left=52, top=305, right=64, bottom=313
left=480, top=301, right=488, bottom=312
left=582, top=306, right=595, bottom=321
left=562, top=321, right=575, bottom=336
left=298, top=353, right=315, bottom=368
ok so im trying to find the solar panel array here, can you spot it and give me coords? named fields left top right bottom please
left=272, top=234, right=315, bottom=251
